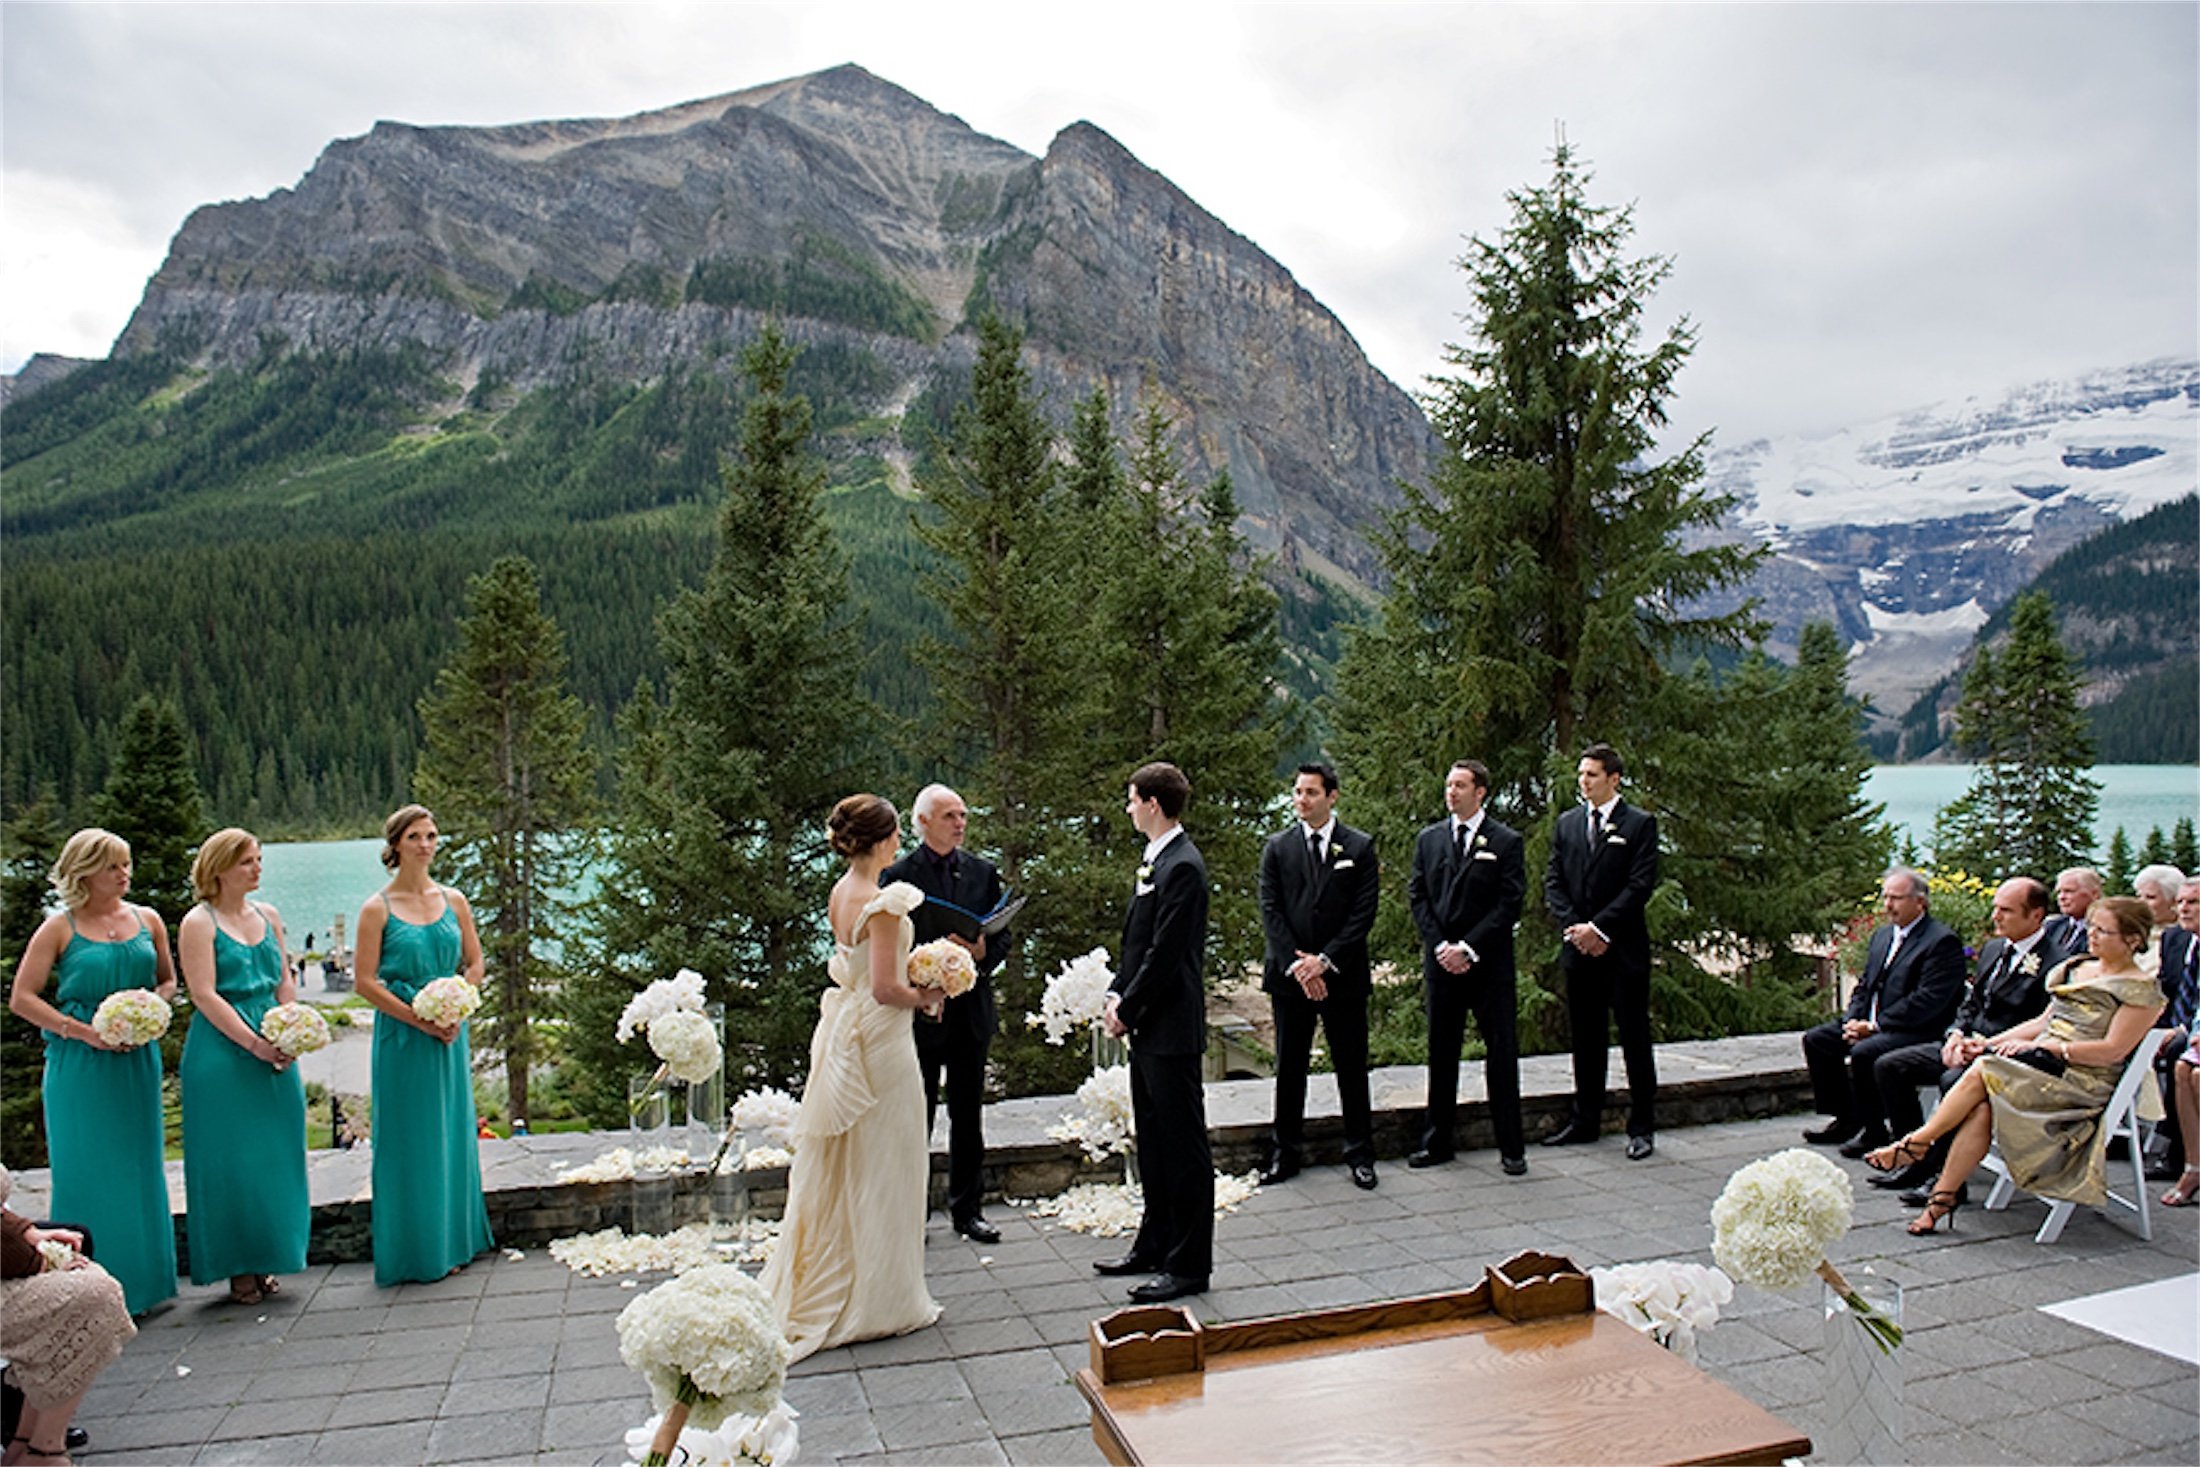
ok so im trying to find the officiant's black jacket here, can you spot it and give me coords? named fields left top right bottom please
left=1112, top=834, right=1209, bottom=1056
left=882, top=846, right=1005, bottom=1042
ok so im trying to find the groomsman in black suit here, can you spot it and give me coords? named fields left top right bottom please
left=1258, top=763, right=1381, bottom=1190
left=1096, top=762, right=1213, bottom=1304
left=1407, top=759, right=1528, bottom=1174
left=881, top=784, right=1008, bottom=1243
left=1800, top=866, right=1967, bottom=1155
left=1543, top=743, right=1661, bottom=1159
left=1869, top=876, right=2069, bottom=1198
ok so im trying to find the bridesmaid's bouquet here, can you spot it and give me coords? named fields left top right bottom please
left=908, top=939, right=977, bottom=999
left=262, top=1002, right=333, bottom=1057
left=91, top=989, right=172, bottom=1049
left=412, top=977, right=481, bottom=1028
left=617, top=1263, right=792, bottom=1467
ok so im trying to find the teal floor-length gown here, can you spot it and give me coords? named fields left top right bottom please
left=181, top=907, right=308, bottom=1284
left=42, top=915, right=178, bottom=1315
left=368, top=893, right=493, bottom=1285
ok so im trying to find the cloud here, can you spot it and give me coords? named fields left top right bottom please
left=0, top=170, right=169, bottom=367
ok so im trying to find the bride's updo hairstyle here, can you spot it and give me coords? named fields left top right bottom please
left=828, top=793, right=899, bottom=858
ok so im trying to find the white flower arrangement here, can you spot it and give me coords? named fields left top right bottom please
left=551, top=1219, right=780, bottom=1277
left=1046, top=1064, right=1133, bottom=1160
left=729, top=1088, right=800, bottom=1153
left=1026, top=948, right=1115, bottom=1045
left=261, top=1002, right=332, bottom=1057
left=741, top=1146, right=793, bottom=1172
left=648, top=1009, right=723, bottom=1084
left=1711, top=1147, right=1901, bottom=1351
left=90, top=989, right=171, bottom=1048
left=36, top=1238, right=75, bottom=1273
left=618, top=969, right=709, bottom=1043
left=617, top=1262, right=792, bottom=1463
left=907, top=939, right=976, bottom=998
left=1590, top=1260, right=1733, bottom=1364
left=411, top=976, right=480, bottom=1027
left=624, top=1401, right=801, bottom=1467
left=1019, top=1169, right=1261, bottom=1236
left=554, top=1145, right=695, bottom=1185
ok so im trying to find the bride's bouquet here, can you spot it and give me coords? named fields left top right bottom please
left=412, top=977, right=481, bottom=1028
left=907, top=940, right=976, bottom=999
left=91, top=989, right=172, bottom=1049
left=262, top=1002, right=332, bottom=1057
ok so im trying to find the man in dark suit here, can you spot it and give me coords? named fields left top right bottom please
left=1407, top=759, right=1528, bottom=1175
left=2147, top=878, right=2200, bottom=1182
left=2042, top=866, right=2102, bottom=955
left=880, top=784, right=1009, bottom=1243
left=1870, top=876, right=2070, bottom=1198
left=1096, top=762, right=1212, bottom=1304
left=1801, top=866, right=1967, bottom=1155
left=1258, top=762, right=1381, bottom=1190
left=1543, top=742, right=1661, bottom=1159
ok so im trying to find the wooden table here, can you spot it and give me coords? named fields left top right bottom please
left=1075, top=1290, right=1811, bottom=1465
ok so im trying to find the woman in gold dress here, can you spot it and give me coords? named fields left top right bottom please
left=1866, top=895, right=2164, bottom=1235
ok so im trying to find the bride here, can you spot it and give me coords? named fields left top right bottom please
left=762, top=793, right=944, bottom=1361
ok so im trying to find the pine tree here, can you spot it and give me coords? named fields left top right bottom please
left=2173, top=817, right=2197, bottom=874
left=413, top=555, right=597, bottom=1125
left=579, top=324, right=875, bottom=1113
left=92, top=696, right=205, bottom=926
left=2138, top=826, right=2171, bottom=869
left=1934, top=591, right=2101, bottom=876
left=2104, top=827, right=2135, bottom=893
left=1, top=792, right=65, bottom=1166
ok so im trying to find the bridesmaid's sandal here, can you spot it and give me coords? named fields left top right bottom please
left=227, top=1278, right=265, bottom=1305
left=1907, top=1190, right=1962, bottom=1236
left=259, top=1275, right=282, bottom=1297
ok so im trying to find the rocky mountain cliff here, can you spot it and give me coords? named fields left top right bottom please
left=109, top=63, right=1433, bottom=589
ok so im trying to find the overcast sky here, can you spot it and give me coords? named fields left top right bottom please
left=2, top=1, right=2193, bottom=445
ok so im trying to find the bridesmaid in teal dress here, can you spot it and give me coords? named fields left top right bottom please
left=353, top=804, right=494, bottom=1286
left=179, top=829, right=308, bottom=1304
left=6, top=829, right=179, bottom=1316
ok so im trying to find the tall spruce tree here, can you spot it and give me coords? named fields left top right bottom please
left=414, top=555, right=596, bottom=1125
left=93, top=695, right=205, bottom=926
left=1934, top=591, right=2101, bottom=876
left=2104, top=827, right=2135, bottom=892
left=1331, top=143, right=1770, bottom=1042
left=576, top=324, right=874, bottom=1115
left=1, top=792, right=65, bottom=1166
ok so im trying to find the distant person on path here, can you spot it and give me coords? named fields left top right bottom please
left=881, top=784, right=1010, bottom=1243
left=6, top=829, right=178, bottom=1316
left=1258, top=762, right=1380, bottom=1190
left=352, top=804, right=493, bottom=1287
left=1407, top=760, right=1527, bottom=1176
left=178, top=829, right=308, bottom=1306
left=1096, top=763, right=1213, bottom=1304
left=1542, top=743, right=1661, bottom=1159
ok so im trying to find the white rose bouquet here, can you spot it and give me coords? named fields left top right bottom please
left=411, top=977, right=480, bottom=1028
left=1027, top=948, right=1114, bottom=1045
left=1590, top=1260, right=1733, bottom=1364
left=1711, top=1147, right=1901, bottom=1352
left=91, top=989, right=171, bottom=1049
left=261, top=1002, right=332, bottom=1057
left=907, top=939, right=976, bottom=998
left=617, top=1263, right=792, bottom=1466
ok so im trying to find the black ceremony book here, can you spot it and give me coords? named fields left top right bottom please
left=924, top=891, right=1025, bottom=942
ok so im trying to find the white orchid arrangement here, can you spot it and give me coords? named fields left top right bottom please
left=1026, top=948, right=1115, bottom=1045
left=261, top=1002, right=332, bottom=1057
left=616, top=1263, right=792, bottom=1466
left=619, top=968, right=709, bottom=1043
left=1046, top=1064, right=1133, bottom=1160
left=90, top=989, right=171, bottom=1048
left=1711, top=1148, right=1901, bottom=1352
left=1590, top=1260, right=1733, bottom=1364
left=623, top=1401, right=800, bottom=1467
left=729, top=1088, right=800, bottom=1153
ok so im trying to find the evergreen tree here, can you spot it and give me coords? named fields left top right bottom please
left=2137, top=826, right=2171, bottom=869
left=1935, top=591, right=2101, bottom=876
left=1331, top=142, right=1763, bottom=1038
left=2104, top=827, right=2134, bottom=893
left=413, top=555, right=597, bottom=1125
left=0, top=792, right=65, bottom=1166
left=92, top=696, right=205, bottom=926
left=578, top=324, right=875, bottom=1114
left=2173, top=817, right=2197, bottom=875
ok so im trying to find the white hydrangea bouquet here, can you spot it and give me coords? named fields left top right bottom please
left=261, top=1002, right=332, bottom=1057
left=623, top=1401, right=800, bottom=1467
left=411, top=976, right=480, bottom=1028
left=1711, top=1148, right=1901, bottom=1352
left=1047, top=1063, right=1134, bottom=1161
left=1590, top=1260, right=1733, bottom=1364
left=1027, top=948, right=1115, bottom=1045
left=91, top=989, right=171, bottom=1049
left=907, top=939, right=976, bottom=998
left=616, top=1262, right=792, bottom=1467
left=621, top=969, right=722, bottom=1119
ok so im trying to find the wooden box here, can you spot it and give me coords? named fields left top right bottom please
left=1487, top=1249, right=1593, bottom=1322
left=1089, top=1305, right=1204, bottom=1383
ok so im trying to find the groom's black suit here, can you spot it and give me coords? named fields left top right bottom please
left=880, top=843, right=1006, bottom=1228
left=1110, top=831, right=1212, bottom=1283
left=1409, top=814, right=1527, bottom=1159
left=1259, top=820, right=1380, bottom=1167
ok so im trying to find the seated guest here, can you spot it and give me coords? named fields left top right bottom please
left=1870, top=876, right=2072, bottom=1201
left=2149, top=878, right=2199, bottom=1182
left=1803, top=868, right=1967, bottom=1156
left=2042, top=866, right=2101, bottom=954
left=1, top=1167, right=136, bottom=1466
left=2162, top=1033, right=2200, bottom=1207
left=1866, top=897, right=2165, bottom=1234
left=2132, top=865, right=2184, bottom=933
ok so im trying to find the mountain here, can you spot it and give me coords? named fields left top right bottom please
left=1694, top=359, right=2198, bottom=728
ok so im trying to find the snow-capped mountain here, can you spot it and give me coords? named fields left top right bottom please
left=1697, top=358, right=2197, bottom=721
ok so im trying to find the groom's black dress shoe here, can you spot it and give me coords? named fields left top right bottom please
left=1127, top=1274, right=1207, bottom=1304
left=1803, top=1119, right=1861, bottom=1146
left=1626, top=1135, right=1655, bottom=1161
left=1541, top=1123, right=1597, bottom=1147
left=953, top=1215, right=1001, bottom=1244
left=1094, top=1253, right=1158, bottom=1277
left=1501, top=1154, right=1528, bottom=1177
left=1257, top=1155, right=1301, bottom=1186
left=1350, top=1162, right=1378, bottom=1190
left=1406, top=1148, right=1452, bottom=1169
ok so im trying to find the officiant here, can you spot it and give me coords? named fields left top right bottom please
left=884, top=784, right=1011, bottom=1244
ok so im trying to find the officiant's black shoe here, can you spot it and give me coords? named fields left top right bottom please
left=1838, top=1130, right=1891, bottom=1160
left=1541, top=1123, right=1597, bottom=1147
left=1803, top=1119, right=1861, bottom=1146
left=1258, top=1155, right=1301, bottom=1187
left=1094, top=1253, right=1159, bottom=1277
left=1626, top=1135, right=1655, bottom=1161
left=1350, top=1162, right=1378, bottom=1190
left=1501, top=1154, right=1528, bottom=1177
left=1406, top=1148, right=1452, bottom=1169
left=953, top=1215, right=1001, bottom=1244
left=1127, top=1274, right=1207, bottom=1304
left=1898, top=1181, right=1968, bottom=1208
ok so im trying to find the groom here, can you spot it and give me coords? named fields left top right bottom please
left=1096, top=761, right=1212, bottom=1304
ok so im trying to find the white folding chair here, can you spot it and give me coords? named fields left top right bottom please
left=1981, top=1027, right=2173, bottom=1244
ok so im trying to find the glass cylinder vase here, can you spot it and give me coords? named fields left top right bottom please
left=684, top=1004, right=728, bottom=1155
left=1818, top=1276, right=1904, bottom=1466
left=629, top=1071, right=676, bottom=1237
left=1090, top=1027, right=1127, bottom=1072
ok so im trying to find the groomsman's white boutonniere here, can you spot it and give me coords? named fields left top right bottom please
left=1136, top=863, right=1154, bottom=884
left=2017, top=952, right=2042, bottom=977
